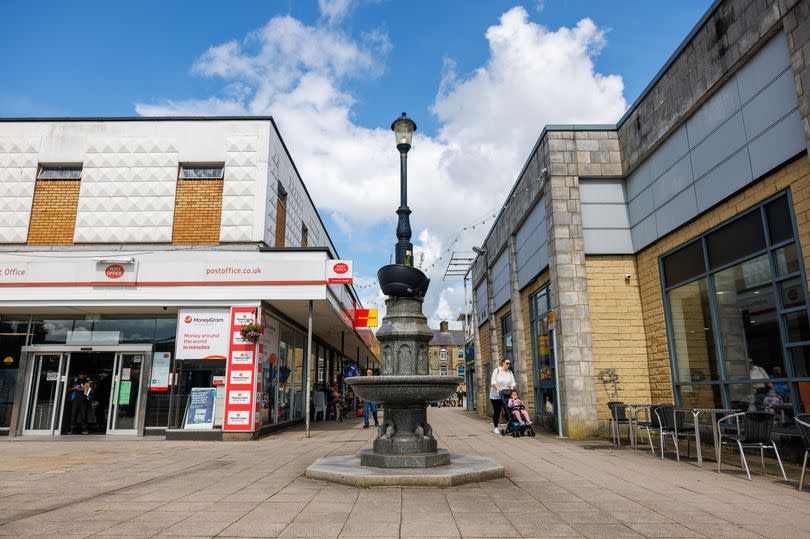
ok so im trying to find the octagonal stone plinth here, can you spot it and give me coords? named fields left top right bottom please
left=305, top=453, right=504, bottom=487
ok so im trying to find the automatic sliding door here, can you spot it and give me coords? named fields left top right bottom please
left=109, top=352, right=144, bottom=433
left=23, top=354, right=67, bottom=434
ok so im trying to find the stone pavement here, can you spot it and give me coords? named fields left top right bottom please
left=0, top=408, right=807, bottom=538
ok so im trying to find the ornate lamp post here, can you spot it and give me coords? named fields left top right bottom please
left=391, top=112, right=417, bottom=267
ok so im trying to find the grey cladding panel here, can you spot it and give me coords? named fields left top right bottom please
left=628, top=186, right=654, bottom=226
left=475, top=282, right=488, bottom=325
left=581, top=204, right=630, bottom=229
left=630, top=214, right=657, bottom=249
left=655, top=186, right=697, bottom=237
left=736, top=33, right=791, bottom=103
left=748, top=109, right=805, bottom=179
left=515, top=200, right=548, bottom=289
left=649, top=125, right=689, bottom=180
left=626, top=158, right=652, bottom=200
left=651, top=156, right=694, bottom=207
left=742, top=69, right=796, bottom=140
left=686, top=78, right=741, bottom=145
left=491, top=249, right=510, bottom=311
left=694, top=149, right=752, bottom=213
left=580, top=181, right=625, bottom=203
left=689, top=112, right=747, bottom=179
left=584, top=229, right=634, bottom=254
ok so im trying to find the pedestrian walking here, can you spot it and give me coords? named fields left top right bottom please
left=68, top=372, right=89, bottom=435
left=490, top=359, right=515, bottom=434
left=362, top=369, right=378, bottom=428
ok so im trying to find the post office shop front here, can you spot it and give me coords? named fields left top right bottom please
left=0, top=249, right=378, bottom=439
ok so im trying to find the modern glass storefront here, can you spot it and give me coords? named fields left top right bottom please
left=662, top=190, right=810, bottom=418
left=1, top=314, right=175, bottom=435
left=529, top=284, right=557, bottom=431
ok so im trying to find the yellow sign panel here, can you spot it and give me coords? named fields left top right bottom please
left=3, top=356, right=13, bottom=364
left=355, top=309, right=378, bottom=327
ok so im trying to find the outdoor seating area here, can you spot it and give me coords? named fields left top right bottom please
left=608, top=402, right=810, bottom=490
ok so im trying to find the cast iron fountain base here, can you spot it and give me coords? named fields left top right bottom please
left=305, top=266, right=504, bottom=486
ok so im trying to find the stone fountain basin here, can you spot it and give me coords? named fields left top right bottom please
left=346, top=375, right=463, bottom=405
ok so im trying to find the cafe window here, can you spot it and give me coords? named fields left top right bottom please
left=501, top=312, right=513, bottom=362
left=529, top=284, right=557, bottom=431
left=662, top=191, right=810, bottom=415
left=457, top=364, right=465, bottom=377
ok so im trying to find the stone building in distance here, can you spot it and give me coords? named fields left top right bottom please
left=429, top=321, right=467, bottom=394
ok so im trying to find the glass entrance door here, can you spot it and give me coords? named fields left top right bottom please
left=108, top=352, right=144, bottom=434
left=23, top=354, right=68, bottom=434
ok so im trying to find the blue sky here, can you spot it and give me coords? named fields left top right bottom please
left=0, top=0, right=713, bottom=324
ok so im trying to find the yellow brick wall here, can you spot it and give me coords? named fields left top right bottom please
left=27, top=179, right=80, bottom=245
left=637, top=155, right=810, bottom=403
left=172, top=179, right=223, bottom=244
left=518, top=271, right=550, bottom=415
left=428, top=344, right=466, bottom=391
left=585, top=256, right=652, bottom=420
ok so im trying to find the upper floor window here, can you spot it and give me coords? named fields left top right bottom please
left=439, top=348, right=447, bottom=360
left=37, top=165, right=82, bottom=180
left=457, top=349, right=464, bottom=360
left=179, top=164, right=224, bottom=179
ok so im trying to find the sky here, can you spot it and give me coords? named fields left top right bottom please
left=0, top=0, right=713, bottom=328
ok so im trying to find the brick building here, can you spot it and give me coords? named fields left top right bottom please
left=428, top=321, right=467, bottom=395
left=471, top=0, right=810, bottom=437
left=0, top=117, right=378, bottom=440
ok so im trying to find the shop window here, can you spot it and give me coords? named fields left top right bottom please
left=440, top=365, right=448, bottom=376
left=0, top=316, right=30, bottom=429
left=663, top=191, right=810, bottom=416
left=706, top=210, right=765, bottom=269
left=663, top=240, right=705, bottom=288
left=457, top=364, right=465, bottom=377
left=668, top=279, right=719, bottom=382
left=501, top=313, right=513, bottom=362
left=765, top=196, right=793, bottom=244
left=275, top=182, right=287, bottom=247
left=28, top=165, right=82, bottom=245
left=172, top=164, right=224, bottom=244
left=713, top=254, right=783, bottom=381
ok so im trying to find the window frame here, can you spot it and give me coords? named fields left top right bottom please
left=37, top=164, right=83, bottom=180
left=439, top=348, right=447, bottom=360
left=660, top=190, right=810, bottom=414
left=178, top=163, right=225, bottom=180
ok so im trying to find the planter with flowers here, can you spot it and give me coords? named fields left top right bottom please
left=239, top=322, right=264, bottom=344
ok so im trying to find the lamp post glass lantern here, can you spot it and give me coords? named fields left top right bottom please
left=392, top=112, right=416, bottom=267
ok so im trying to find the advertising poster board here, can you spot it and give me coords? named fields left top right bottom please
left=183, top=387, right=217, bottom=430
left=149, top=352, right=171, bottom=391
left=175, top=308, right=230, bottom=360
left=223, top=307, right=258, bottom=432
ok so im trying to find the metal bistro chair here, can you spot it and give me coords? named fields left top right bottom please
left=718, top=411, right=787, bottom=481
left=632, top=406, right=658, bottom=453
left=607, top=401, right=631, bottom=446
left=655, top=405, right=697, bottom=461
left=796, top=414, right=810, bottom=490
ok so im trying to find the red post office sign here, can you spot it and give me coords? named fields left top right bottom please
left=326, top=259, right=353, bottom=284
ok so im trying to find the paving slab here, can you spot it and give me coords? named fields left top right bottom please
left=0, top=408, right=807, bottom=538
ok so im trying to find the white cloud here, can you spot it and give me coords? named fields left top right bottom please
left=135, top=5, right=625, bottom=329
left=319, top=0, right=355, bottom=25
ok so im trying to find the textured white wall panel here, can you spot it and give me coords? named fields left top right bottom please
left=220, top=136, right=259, bottom=243
left=0, top=137, right=40, bottom=243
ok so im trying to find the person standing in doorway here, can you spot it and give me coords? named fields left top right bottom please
left=68, top=372, right=89, bottom=435
left=363, top=369, right=378, bottom=429
left=490, top=359, right=516, bottom=434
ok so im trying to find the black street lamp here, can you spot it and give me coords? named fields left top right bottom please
left=391, top=112, right=417, bottom=267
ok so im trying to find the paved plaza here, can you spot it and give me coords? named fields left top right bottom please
left=0, top=408, right=808, bottom=538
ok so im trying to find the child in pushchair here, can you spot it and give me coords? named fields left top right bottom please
left=500, top=389, right=535, bottom=437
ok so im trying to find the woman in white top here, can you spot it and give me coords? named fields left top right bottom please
left=490, top=358, right=516, bottom=433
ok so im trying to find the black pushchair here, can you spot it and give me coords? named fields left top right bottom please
left=499, top=389, right=535, bottom=437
